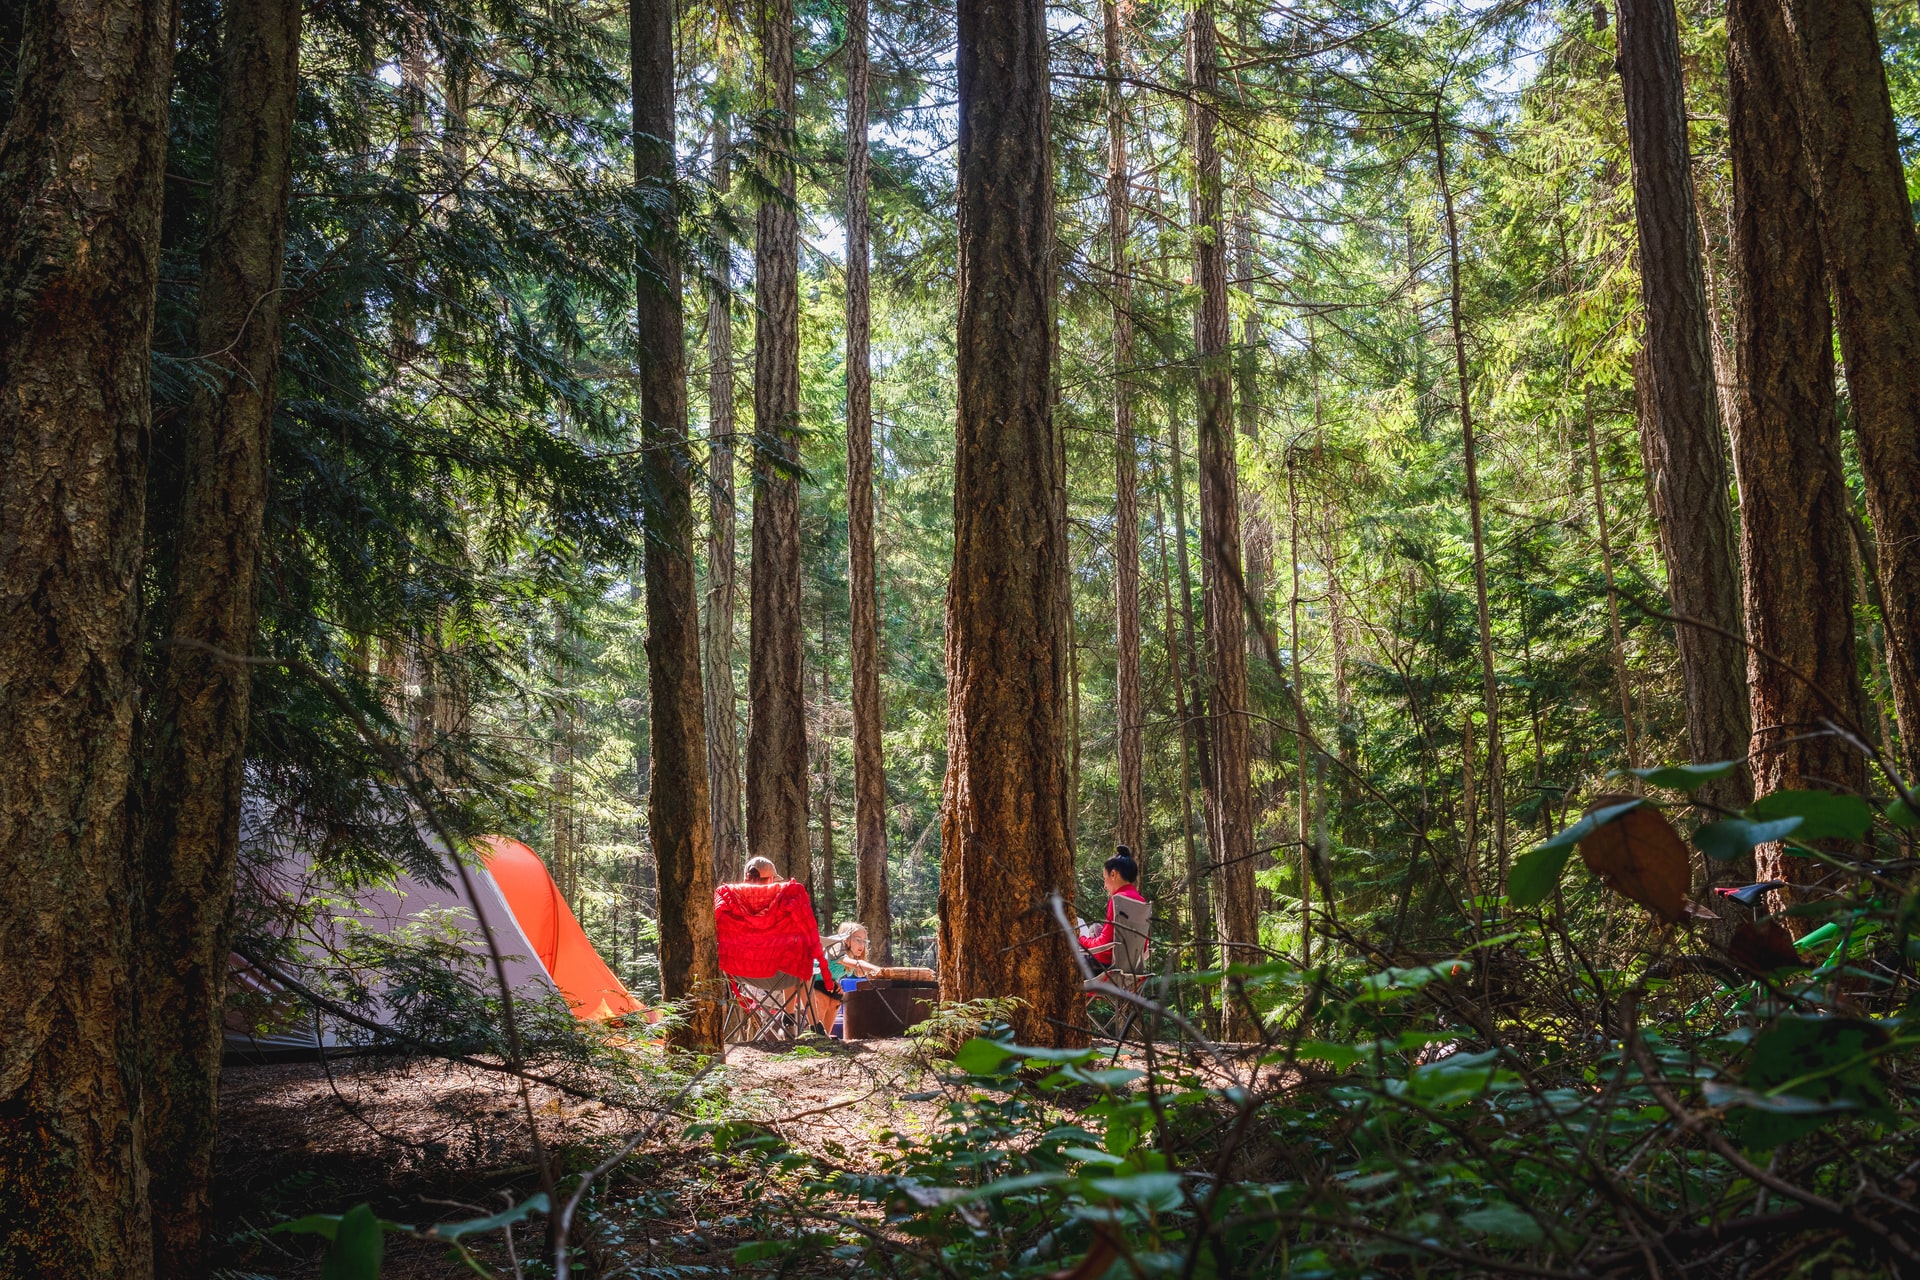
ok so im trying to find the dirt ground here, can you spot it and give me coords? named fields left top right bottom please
left=211, top=1037, right=946, bottom=1278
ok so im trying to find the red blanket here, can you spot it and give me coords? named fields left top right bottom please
left=715, top=880, right=834, bottom=989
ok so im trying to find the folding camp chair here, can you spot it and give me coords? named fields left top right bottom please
left=723, top=973, right=812, bottom=1044
left=714, top=879, right=836, bottom=1045
left=1085, top=893, right=1153, bottom=1043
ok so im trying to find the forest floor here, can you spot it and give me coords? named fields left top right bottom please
left=211, top=1036, right=951, bottom=1278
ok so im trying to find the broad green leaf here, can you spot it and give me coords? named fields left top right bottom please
left=1085, top=1171, right=1185, bottom=1207
left=1703, top=1081, right=1855, bottom=1114
left=1457, top=1202, right=1544, bottom=1245
left=427, top=1194, right=548, bottom=1241
left=1404, top=1049, right=1506, bottom=1106
left=1506, top=843, right=1573, bottom=908
left=274, top=1210, right=412, bottom=1244
left=1294, top=1040, right=1368, bottom=1068
left=1730, top=1016, right=1892, bottom=1149
left=951, top=1037, right=1011, bottom=1075
left=734, top=1239, right=794, bottom=1264
left=1750, top=790, right=1872, bottom=843
left=321, top=1204, right=384, bottom=1280
left=1005, top=1043, right=1097, bottom=1064
left=1355, top=961, right=1470, bottom=1002
left=1537, top=800, right=1643, bottom=852
left=1059, top=1145, right=1124, bottom=1167
left=1629, top=759, right=1740, bottom=791
left=272, top=1214, right=343, bottom=1243
left=1694, top=816, right=1804, bottom=862
left=1889, top=797, right=1919, bottom=831
left=938, top=1171, right=1072, bottom=1206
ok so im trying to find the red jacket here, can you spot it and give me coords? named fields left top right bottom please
left=1080, top=884, right=1147, bottom=964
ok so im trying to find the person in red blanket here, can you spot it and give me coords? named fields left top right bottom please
left=1079, top=848, right=1146, bottom=974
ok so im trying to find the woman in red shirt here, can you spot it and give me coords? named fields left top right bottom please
left=1079, top=848, right=1146, bottom=973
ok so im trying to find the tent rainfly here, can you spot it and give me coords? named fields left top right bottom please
left=227, top=834, right=643, bottom=1060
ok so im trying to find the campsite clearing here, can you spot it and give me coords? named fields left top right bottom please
left=212, top=1039, right=945, bottom=1277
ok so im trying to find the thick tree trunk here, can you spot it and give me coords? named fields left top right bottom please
left=705, top=107, right=746, bottom=886
left=1104, top=0, right=1144, bottom=859
left=0, top=0, right=175, bottom=1269
left=636, top=0, right=722, bottom=1049
left=1433, top=113, right=1509, bottom=891
left=138, top=0, right=301, bottom=1270
left=844, top=0, right=892, bottom=959
left=1189, top=4, right=1257, bottom=1035
left=1728, top=0, right=1868, bottom=894
left=748, top=0, right=811, bottom=882
left=941, top=0, right=1081, bottom=1047
left=1775, top=0, right=1920, bottom=779
left=1617, top=0, right=1755, bottom=816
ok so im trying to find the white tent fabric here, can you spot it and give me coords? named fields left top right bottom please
left=225, top=836, right=561, bottom=1060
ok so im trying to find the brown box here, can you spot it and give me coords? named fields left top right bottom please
left=843, top=979, right=937, bottom=1039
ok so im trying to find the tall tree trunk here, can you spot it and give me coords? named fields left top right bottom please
left=1728, top=0, right=1868, bottom=897
left=817, top=600, right=838, bottom=929
left=0, top=0, right=175, bottom=1268
left=636, top=0, right=722, bottom=1049
left=844, top=0, right=892, bottom=958
left=1584, top=393, right=1641, bottom=771
left=1432, top=111, right=1509, bottom=891
left=1238, top=211, right=1275, bottom=864
left=1288, top=450, right=1312, bottom=965
left=748, top=0, right=810, bottom=881
left=1168, top=396, right=1209, bottom=794
left=1156, top=481, right=1211, bottom=971
left=1617, top=0, right=1755, bottom=816
left=1775, top=0, right=1920, bottom=779
left=941, top=0, right=1081, bottom=1047
left=705, top=105, right=746, bottom=886
left=1325, top=510, right=1356, bottom=836
left=1104, top=0, right=1144, bottom=858
left=138, top=0, right=301, bottom=1269
left=1189, top=3, right=1256, bottom=1035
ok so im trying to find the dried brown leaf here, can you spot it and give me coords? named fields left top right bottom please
left=1051, top=1228, right=1120, bottom=1280
left=1577, top=800, right=1692, bottom=923
left=1727, top=920, right=1804, bottom=976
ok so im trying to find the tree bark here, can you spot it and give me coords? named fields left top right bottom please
left=0, top=0, right=175, bottom=1269
left=1238, top=211, right=1275, bottom=867
left=844, top=0, right=892, bottom=960
left=138, top=0, right=301, bottom=1269
left=817, top=601, right=838, bottom=930
left=941, top=0, right=1081, bottom=1047
left=748, top=0, right=810, bottom=882
left=1433, top=111, right=1509, bottom=890
left=1617, top=0, right=1755, bottom=815
left=1288, top=450, right=1313, bottom=965
left=705, top=106, right=747, bottom=886
left=1189, top=3, right=1257, bottom=1035
left=1774, top=0, right=1920, bottom=779
left=636, top=0, right=722, bottom=1049
left=1584, top=394, right=1641, bottom=772
left=1156, top=480, right=1210, bottom=971
left=1727, top=0, right=1868, bottom=893
left=1104, top=0, right=1144, bottom=859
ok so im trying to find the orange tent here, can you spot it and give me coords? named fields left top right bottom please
left=478, top=836, right=644, bottom=1020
